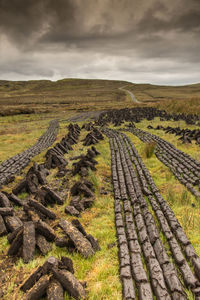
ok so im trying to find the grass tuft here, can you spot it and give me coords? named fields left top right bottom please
left=144, top=142, right=156, bottom=158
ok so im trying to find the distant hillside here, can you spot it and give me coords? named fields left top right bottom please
left=0, top=78, right=200, bottom=116
left=125, top=82, right=200, bottom=103
left=0, top=78, right=133, bottom=116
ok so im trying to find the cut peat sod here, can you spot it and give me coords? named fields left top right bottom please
left=20, top=256, right=86, bottom=300
left=104, top=128, right=200, bottom=299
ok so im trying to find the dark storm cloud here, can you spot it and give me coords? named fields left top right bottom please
left=137, top=4, right=200, bottom=34
left=0, top=0, right=200, bottom=84
left=0, top=0, right=76, bottom=47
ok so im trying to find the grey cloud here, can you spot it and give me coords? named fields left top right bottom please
left=0, top=0, right=200, bottom=85
left=137, top=8, right=200, bottom=34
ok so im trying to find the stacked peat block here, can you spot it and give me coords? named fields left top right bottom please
left=0, top=191, right=23, bottom=236
left=67, top=123, right=81, bottom=144
left=81, top=122, right=94, bottom=131
left=11, top=161, right=64, bottom=206
left=83, top=128, right=104, bottom=146
left=11, top=158, right=64, bottom=208
left=56, top=219, right=100, bottom=257
left=45, top=123, right=80, bottom=171
left=25, top=199, right=57, bottom=221
left=65, top=180, right=95, bottom=217
left=20, top=256, right=86, bottom=300
left=12, top=162, right=49, bottom=195
left=2, top=165, right=62, bottom=261
left=72, top=146, right=100, bottom=177
left=35, top=186, right=64, bottom=206
left=65, top=146, right=100, bottom=217
left=7, top=204, right=56, bottom=262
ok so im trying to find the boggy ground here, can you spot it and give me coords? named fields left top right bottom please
left=0, top=112, right=199, bottom=299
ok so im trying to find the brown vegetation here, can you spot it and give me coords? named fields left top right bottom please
left=1, top=78, right=200, bottom=116
left=0, top=79, right=132, bottom=115
left=156, top=97, right=200, bottom=114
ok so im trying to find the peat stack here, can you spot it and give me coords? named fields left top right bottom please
left=70, top=180, right=94, bottom=197
left=65, top=180, right=95, bottom=216
left=72, top=146, right=100, bottom=176
left=57, top=219, right=100, bottom=258
left=0, top=191, right=23, bottom=236
left=35, top=186, right=64, bottom=206
left=44, top=123, right=81, bottom=170
left=67, top=123, right=81, bottom=142
left=20, top=256, right=86, bottom=300
left=83, top=128, right=104, bottom=146
left=12, top=163, right=49, bottom=195
left=83, top=133, right=98, bottom=146
left=25, top=199, right=57, bottom=220
left=45, top=148, right=68, bottom=169
left=7, top=216, right=55, bottom=262
left=82, top=122, right=94, bottom=131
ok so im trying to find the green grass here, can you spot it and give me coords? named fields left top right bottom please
left=144, top=142, right=156, bottom=158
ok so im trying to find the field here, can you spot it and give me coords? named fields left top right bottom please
left=0, top=78, right=200, bottom=299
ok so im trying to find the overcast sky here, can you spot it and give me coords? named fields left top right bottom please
left=0, top=0, right=200, bottom=85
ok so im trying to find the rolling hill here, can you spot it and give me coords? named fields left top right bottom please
left=0, top=78, right=200, bottom=116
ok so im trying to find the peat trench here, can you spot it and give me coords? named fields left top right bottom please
left=124, top=127, right=200, bottom=199
left=104, top=128, right=200, bottom=300
left=0, top=122, right=105, bottom=299
left=0, top=120, right=59, bottom=188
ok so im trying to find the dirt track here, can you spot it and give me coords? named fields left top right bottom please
left=119, top=86, right=141, bottom=103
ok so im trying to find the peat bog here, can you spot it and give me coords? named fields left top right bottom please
left=0, top=79, right=200, bottom=300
